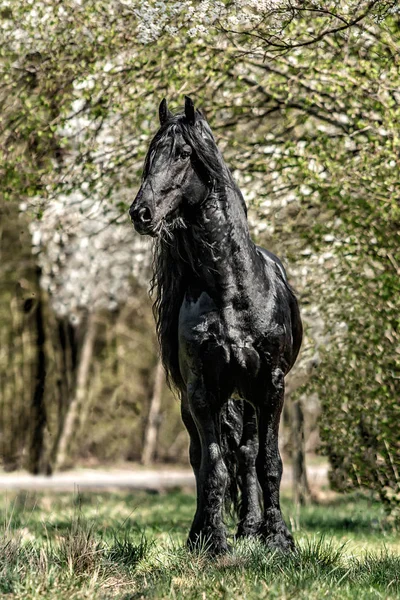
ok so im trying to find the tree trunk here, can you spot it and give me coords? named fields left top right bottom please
left=27, top=269, right=48, bottom=475
left=141, top=358, right=164, bottom=466
left=50, top=317, right=78, bottom=469
left=291, top=398, right=312, bottom=505
left=53, top=313, right=97, bottom=471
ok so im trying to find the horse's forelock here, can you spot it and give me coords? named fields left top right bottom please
left=144, top=112, right=224, bottom=184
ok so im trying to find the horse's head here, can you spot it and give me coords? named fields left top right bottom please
left=130, top=97, right=217, bottom=236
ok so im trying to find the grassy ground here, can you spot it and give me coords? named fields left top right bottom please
left=0, top=489, right=399, bottom=599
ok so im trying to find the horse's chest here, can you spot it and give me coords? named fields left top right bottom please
left=178, top=291, right=223, bottom=349
left=178, top=291, right=273, bottom=378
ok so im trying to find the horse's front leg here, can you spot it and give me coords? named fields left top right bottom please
left=187, top=377, right=229, bottom=555
left=180, top=391, right=203, bottom=536
left=255, top=368, right=294, bottom=551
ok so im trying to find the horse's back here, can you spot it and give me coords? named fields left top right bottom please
left=256, top=246, right=287, bottom=281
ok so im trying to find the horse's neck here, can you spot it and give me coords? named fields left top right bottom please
left=181, top=187, right=258, bottom=302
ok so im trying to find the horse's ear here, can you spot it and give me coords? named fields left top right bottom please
left=159, top=98, right=172, bottom=126
left=184, top=96, right=196, bottom=125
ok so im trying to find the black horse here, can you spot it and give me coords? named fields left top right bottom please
left=130, top=97, right=302, bottom=555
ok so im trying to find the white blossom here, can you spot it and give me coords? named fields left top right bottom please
left=133, top=0, right=286, bottom=45
left=28, top=194, right=151, bottom=323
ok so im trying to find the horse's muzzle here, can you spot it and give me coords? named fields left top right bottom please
left=129, top=204, right=157, bottom=236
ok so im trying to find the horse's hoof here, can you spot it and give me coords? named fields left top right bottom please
left=187, top=532, right=230, bottom=556
left=209, top=542, right=230, bottom=556
left=264, top=531, right=295, bottom=553
left=258, top=509, right=295, bottom=553
left=236, top=519, right=262, bottom=539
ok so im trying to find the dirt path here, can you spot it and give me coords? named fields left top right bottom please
left=0, top=464, right=328, bottom=492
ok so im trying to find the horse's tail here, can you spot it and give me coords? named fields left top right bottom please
left=220, top=399, right=244, bottom=516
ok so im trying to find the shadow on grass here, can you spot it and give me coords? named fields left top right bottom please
left=283, top=493, right=393, bottom=536
left=0, top=489, right=195, bottom=540
left=1, top=489, right=396, bottom=542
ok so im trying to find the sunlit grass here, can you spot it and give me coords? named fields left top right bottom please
left=0, top=489, right=398, bottom=599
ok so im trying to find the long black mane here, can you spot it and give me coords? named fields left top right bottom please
left=148, top=111, right=245, bottom=390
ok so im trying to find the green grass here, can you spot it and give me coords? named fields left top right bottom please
left=0, top=489, right=398, bottom=599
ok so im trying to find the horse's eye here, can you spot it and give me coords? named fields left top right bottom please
left=178, top=146, right=191, bottom=160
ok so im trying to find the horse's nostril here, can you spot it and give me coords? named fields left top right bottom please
left=138, top=207, right=152, bottom=223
